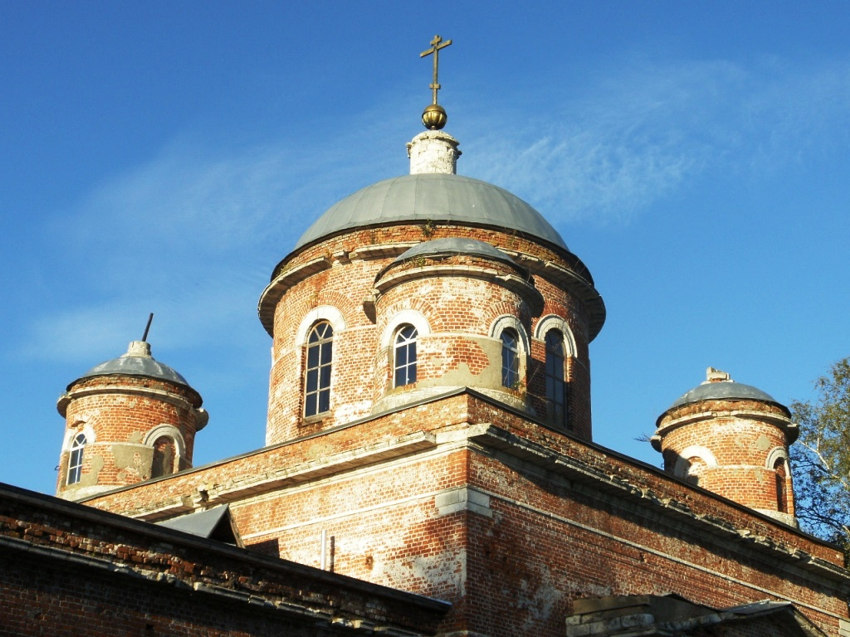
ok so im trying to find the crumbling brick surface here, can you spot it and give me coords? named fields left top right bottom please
left=83, top=391, right=848, bottom=636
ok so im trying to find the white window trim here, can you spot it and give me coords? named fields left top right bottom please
left=534, top=314, right=577, bottom=358
left=143, top=424, right=187, bottom=462
left=765, top=446, right=789, bottom=470
left=489, top=315, right=529, bottom=356
left=62, top=423, right=96, bottom=452
left=674, top=445, right=718, bottom=479
left=380, top=310, right=431, bottom=349
left=295, top=306, right=346, bottom=347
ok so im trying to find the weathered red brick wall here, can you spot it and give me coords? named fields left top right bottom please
left=0, top=484, right=448, bottom=636
left=265, top=222, right=596, bottom=443
left=656, top=399, right=796, bottom=516
left=57, top=375, right=201, bottom=497
left=84, top=391, right=848, bottom=636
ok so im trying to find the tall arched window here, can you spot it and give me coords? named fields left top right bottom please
left=501, top=328, right=520, bottom=388
left=304, top=321, right=333, bottom=417
left=774, top=459, right=788, bottom=513
left=151, top=436, right=176, bottom=478
left=67, top=433, right=87, bottom=485
left=394, top=324, right=418, bottom=387
left=544, top=330, right=567, bottom=427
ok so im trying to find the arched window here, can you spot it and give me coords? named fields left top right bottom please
left=304, top=321, right=333, bottom=417
left=501, top=328, right=520, bottom=388
left=684, top=456, right=707, bottom=486
left=394, top=324, right=418, bottom=387
left=151, top=436, right=176, bottom=478
left=67, top=433, right=87, bottom=485
left=544, top=330, right=567, bottom=427
left=774, top=458, right=788, bottom=513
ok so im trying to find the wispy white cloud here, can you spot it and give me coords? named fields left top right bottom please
left=21, top=54, right=850, bottom=363
left=461, top=55, right=850, bottom=224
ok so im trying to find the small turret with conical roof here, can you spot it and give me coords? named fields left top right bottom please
left=652, top=367, right=798, bottom=525
left=56, top=337, right=207, bottom=500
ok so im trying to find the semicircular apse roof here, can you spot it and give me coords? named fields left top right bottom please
left=393, top=237, right=517, bottom=267
left=295, top=173, right=567, bottom=250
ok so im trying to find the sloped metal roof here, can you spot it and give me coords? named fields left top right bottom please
left=393, top=237, right=517, bottom=267
left=669, top=380, right=782, bottom=409
left=81, top=351, right=190, bottom=387
left=157, top=504, right=243, bottom=546
left=295, top=173, right=567, bottom=250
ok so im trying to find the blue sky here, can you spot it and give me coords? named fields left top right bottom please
left=2, top=2, right=849, bottom=495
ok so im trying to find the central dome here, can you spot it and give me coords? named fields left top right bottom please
left=294, top=173, right=567, bottom=251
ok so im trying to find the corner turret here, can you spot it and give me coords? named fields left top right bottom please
left=652, top=367, right=798, bottom=525
left=56, top=340, right=207, bottom=500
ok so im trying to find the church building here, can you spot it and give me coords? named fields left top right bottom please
left=4, top=37, right=849, bottom=636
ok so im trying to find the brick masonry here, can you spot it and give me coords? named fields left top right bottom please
left=0, top=482, right=448, bottom=636
left=50, top=135, right=850, bottom=635
left=82, top=390, right=850, bottom=636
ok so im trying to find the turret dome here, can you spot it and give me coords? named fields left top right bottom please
left=661, top=367, right=789, bottom=419
left=74, top=340, right=193, bottom=393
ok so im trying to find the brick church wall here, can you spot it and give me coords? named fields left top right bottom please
left=83, top=391, right=848, bottom=636
left=264, top=222, right=596, bottom=443
left=0, top=483, right=448, bottom=636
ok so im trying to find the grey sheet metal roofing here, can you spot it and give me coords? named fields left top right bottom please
left=668, top=380, right=784, bottom=410
left=393, top=237, right=517, bottom=267
left=157, top=504, right=243, bottom=546
left=294, top=173, right=568, bottom=251
left=75, top=343, right=191, bottom=389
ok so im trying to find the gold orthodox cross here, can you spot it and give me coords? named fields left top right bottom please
left=420, top=34, right=452, bottom=105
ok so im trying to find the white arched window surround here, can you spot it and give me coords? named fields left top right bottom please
left=673, top=445, right=718, bottom=480
left=67, top=432, right=87, bottom=485
left=490, top=316, right=528, bottom=389
left=765, top=446, right=789, bottom=470
left=766, top=446, right=791, bottom=513
left=393, top=324, right=419, bottom=387
left=64, top=422, right=95, bottom=486
left=489, top=316, right=530, bottom=355
left=534, top=315, right=577, bottom=358
left=62, top=423, right=96, bottom=453
left=295, top=306, right=346, bottom=347
left=380, top=310, right=431, bottom=348
left=143, top=424, right=187, bottom=461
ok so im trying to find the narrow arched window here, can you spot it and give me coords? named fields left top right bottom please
left=304, top=321, right=333, bottom=417
left=774, top=459, right=788, bottom=513
left=501, top=329, right=520, bottom=388
left=67, top=433, right=87, bottom=485
left=545, top=330, right=567, bottom=427
left=394, top=324, right=418, bottom=387
left=151, top=436, right=176, bottom=478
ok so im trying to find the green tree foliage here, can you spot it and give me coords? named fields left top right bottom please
left=790, top=357, right=850, bottom=552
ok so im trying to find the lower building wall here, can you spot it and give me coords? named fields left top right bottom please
left=232, top=451, right=846, bottom=636
left=81, top=391, right=849, bottom=637
left=0, top=483, right=449, bottom=636
left=1, top=553, right=327, bottom=637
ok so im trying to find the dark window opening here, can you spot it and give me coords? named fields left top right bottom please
left=67, top=433, right=87, bottom=485
left=305, top=321, right=333, bottom=417
left=394, top=324, right=418, bottom=387
left=501, top=329, right=520, bottom=388
left=545, top=330, right=568, bottom=427
left=151, top=436, right=176, bottom=478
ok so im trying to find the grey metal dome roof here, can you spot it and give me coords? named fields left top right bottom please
left=393, top=238, right=517, bottom=267
left=669, top=381, right=780, bottom=410
left=295, top=173, right=567, bottom=251
left=73, top=341, right=191, bottom=389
